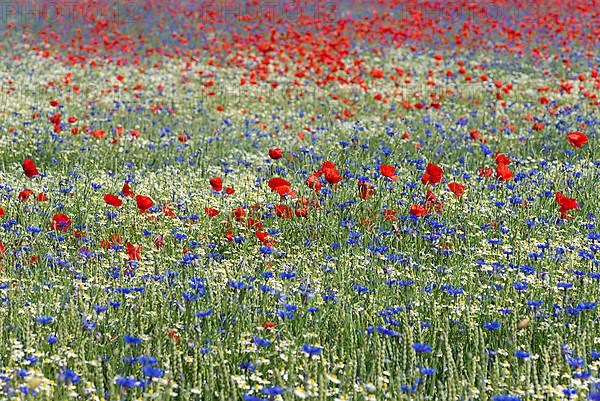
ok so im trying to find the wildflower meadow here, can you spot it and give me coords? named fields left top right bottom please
left=0, top=1, right=598, bottom=400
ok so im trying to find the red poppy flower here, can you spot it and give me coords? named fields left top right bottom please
left=91, top=129, right=106, bottom=139
left=421, top=163, right=443, bottom=185
left=23, top=159, right=39, bottom=178
left=496, top=163, right=513, bottom=181
left=268, top=177, right=291, bottom=191
left=247, top=218, right=263, bottom=231
left=268, top=177, right=296, bottom=198
left=0, top=207, right=4, bottom=218
left=225, top=187, right=235, bottom=195
left=126, top=242, right=142, bottom=260
left=49, top=113, right=61, bottom=124
left=274, top=204, right=292, bottom=219
left=268, top=148, right=283, bottom=159
left=262, top=321, right=277, bottom=331
left=154, top=235, right=164, bottom=249
left=135, top=195, right=154, bottom=212
left=0, top=240, right=5, bottom=254
left=447, top=182, right=465, bottom=198
left=383, top=209, right=397, bottom=221
left=110, top=233, right=123, bottom=244
left=555, top=192, right=578, bottom=210
left=163, top=206, right=175, bottom=217
left=256, top=231, right=275, bottom=246
left=306, top=174, right=322, bottom=192
left=379, top=164, right=398, bottom=181
left=358, top=181, right=375, bottom=200
left=51, top=214, right=72, bottom=231
left=295, top=208, right=308, bottom=218
left=19, top=189, right=33, bottom=201
left=566, top=132, right=588, bottom=148
left=166, top=328, right=180, bottom=344
left=205, top=207, right=220, bottom=217
left=104, top=194, right=123, bottom=207
left=478, top=167, right=494, bottom=178
left=209, top=177, right=223, bottom=192
left=425, top=191, right=444, bottom=212
left=494, top=153, right=511, bottom=165
left=231, top=207, right=246, bottom=222
left=321, top=162, right=342, bottom=184
left=122, top=183, right=135, bottom=197
left=278, top=185, right=298, bottom=198
left=409, top=204, right=428, bottom=217
left=37, top=192, right=49, bottom=202
left=324, top=168, right=342, bottom=184
left=555, top=192, right=579, bottom=218
left=370, top=68, right=384, bottom=79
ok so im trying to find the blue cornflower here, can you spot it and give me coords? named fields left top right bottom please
left=280, top=271, right=296, bottom=280
left=239, top=361, right=256, bottom=371
left=572, top=370, right=590, bottom=379
left=25, top=356, right=38, bottom=365
left=93, top=305, right=107, bottom=314
left=566, top=356, right=585, bottom=369
left=60, top=369, right=80, bottom=384
left=557, top=282, right=573, bottom=290
left=259, top=245, right=273, bottom=255
left=142, top=365, right=164, bottom=378
left=262, top=386, right=285, bottom=396
left=26, top=226, right=42, bottom=234
left=420, top=367, right=436, bottom=375
left=243, top=394, right=268, bottom=401
left=513, top=281, right=528, bottom=291
left=376, top=326, right=401, bottom=337
left=302, top=344, right=322, bottom=356
left=137, top=355, right=157, bottom=366
left=492, top=395, right=521, bottom=401
left=36, top=316, right=54, bottom=325
left=124, top=335, right=142, bottom=345
left=253, top=336, right=272, bottom=347
left=195, top=309, right=213, bottom=318
left=182, top=292, right=199, bottom=302
left=412, top=343, right=432, bottom=353
left=483, top=321, right=501, bottom=331
left=115, top=376, right=141, bottom=388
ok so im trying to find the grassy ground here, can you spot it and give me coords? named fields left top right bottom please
left=0, top=26, right=599, bottom=401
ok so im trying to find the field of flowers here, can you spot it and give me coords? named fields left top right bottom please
left=0, top=0, right=598, bottom=400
